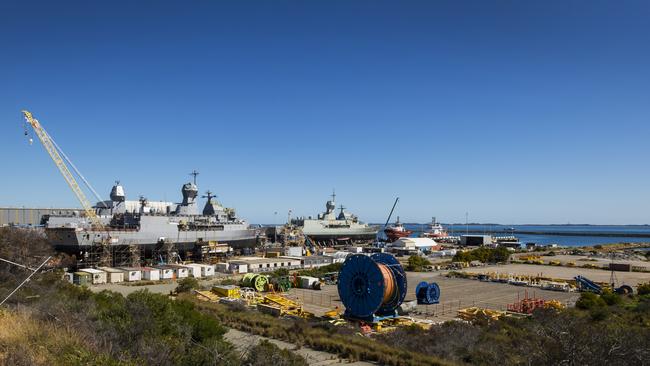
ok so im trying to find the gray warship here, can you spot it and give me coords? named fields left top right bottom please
left=290, top=193, right=377, bottom=245
left=45, top=172, right=259, bottom=255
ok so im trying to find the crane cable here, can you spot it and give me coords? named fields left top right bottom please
left=42, top=126, right=108, bottom=208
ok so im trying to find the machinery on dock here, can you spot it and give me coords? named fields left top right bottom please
left=337, top=253, right=407, bottom=322
left=574, top=275, right=633, bottom=295
left=415, top=281, right=440, bottom=305
left=242, top=273, right=270, bottom=292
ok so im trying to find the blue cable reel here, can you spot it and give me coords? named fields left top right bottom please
left=415, top=281, right=441, bottom=305
left=337, top=253, right=407, bottom=321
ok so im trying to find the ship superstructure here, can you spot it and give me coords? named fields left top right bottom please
left=290, top=192, right=377, bottom=246
left=45, top=173, right=259, bottom=254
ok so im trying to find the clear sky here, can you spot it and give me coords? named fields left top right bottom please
left=1, top=1, right=649, bottom=225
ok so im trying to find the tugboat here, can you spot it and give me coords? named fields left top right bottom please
left=384, top=217, right=412, bottom=242
left=421, top=217, right=448, bottom=239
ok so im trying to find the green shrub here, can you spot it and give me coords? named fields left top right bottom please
left=600, top=290, right=623, bottom=306
left=637, top=282, right=650, bottom=296
left=270, top=268, right=289, bottom=277
left=406, top=255, right=431, bottom=271
left=453, top=246, right=510, bottom=263
left=176, top=277, right=199, bottom=293
left=244, top=340, right=308, bottom=366
left=575, top=292, right=607, bottom=310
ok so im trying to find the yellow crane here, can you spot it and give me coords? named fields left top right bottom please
left=22, top=110, right=103, bottom=229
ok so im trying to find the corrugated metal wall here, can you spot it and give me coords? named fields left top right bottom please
left=0, top=208, right=78, bottom=226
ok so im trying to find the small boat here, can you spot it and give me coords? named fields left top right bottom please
left=384, top=217, right=412, bottom=242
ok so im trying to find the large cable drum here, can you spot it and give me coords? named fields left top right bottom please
left=415, top=281, right=440, bottom=304
left=337, top=253, right=407, bottom=319
left=242, top=273, right=269, bottom=292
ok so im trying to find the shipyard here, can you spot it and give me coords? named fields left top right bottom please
left=3, top=2, right=650, bottom=366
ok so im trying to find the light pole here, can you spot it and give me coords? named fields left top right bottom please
left=274, top=211, right=278, bottom=243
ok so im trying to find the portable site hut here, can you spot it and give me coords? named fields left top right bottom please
left=182, top=264, right=203, bottom=278
left=79, top=268, right=107, bottom=285
left=214, top=262, right=229, bottom=273
left=120, top=267, right=142, bottom=282
left=155, top=266, right=175, bottom=279
left=64, top=272, right=74, bottom=284
left=99, top=267, right=125, bottom=283
left=73, top=272, right=91, bottom=286
left=167, top=265, right=189, bottom=279
left=141, top=267, right=160, bottom=281
left=227, top=261, right=247, bottom=274
left=200, top=264, right=215, bottom=277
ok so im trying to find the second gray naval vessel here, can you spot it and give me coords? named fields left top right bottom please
left=290, top=192, right=377, bottom=245
left=45, top=172, right=259, bottom=254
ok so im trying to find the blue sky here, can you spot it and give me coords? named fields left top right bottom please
left=1, top=1, right=649, bottom=224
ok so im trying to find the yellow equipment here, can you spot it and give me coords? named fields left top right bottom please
left=195, top=290, right=220, bottom=302
left=22, top=110, right=103, bottom=229
left=457, top=307, right=505, bottom=322
left=262, top=293, right=312, bottom=318
left=212, top=285, right=241, bottom=298
left=544, top=299, right=566, bottom=311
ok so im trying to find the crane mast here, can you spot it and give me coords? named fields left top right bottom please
left=21, top=110, right=103, bottom=229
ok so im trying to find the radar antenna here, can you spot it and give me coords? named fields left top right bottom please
left=189, top=170, right=199, bottom=184
left=202, top=190, right=216, bottom=202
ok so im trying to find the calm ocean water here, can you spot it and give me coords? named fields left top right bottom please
left=402, top=224, right=650, bottom=247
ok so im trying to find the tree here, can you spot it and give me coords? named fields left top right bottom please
left=406, top=255, right=431, bottom=271
left=176, top=277, right=199, bottom=293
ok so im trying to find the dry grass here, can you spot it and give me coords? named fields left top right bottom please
left=190, top=298, right=455, bottom=366
left=0, top=308, right=115, bottom=366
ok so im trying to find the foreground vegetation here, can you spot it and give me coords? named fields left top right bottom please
left=0, top=228, right=307, bottom=366
left=2, top=228, right=649, bottom=365
left=191, top=298, right=451, bottom=366
left=378, top=290, right=650, bottom=365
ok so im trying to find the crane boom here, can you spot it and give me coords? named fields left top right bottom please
left=22, top=110, right=103, bottom=229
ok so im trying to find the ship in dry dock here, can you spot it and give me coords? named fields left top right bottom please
left=44, top=173, right=260, bottom=256
left=290, top=192, right=377, bottom=246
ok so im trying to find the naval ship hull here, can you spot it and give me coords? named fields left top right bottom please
left=46, top=227, right=258, bottom=254
left=301, top=226, right=378, bottom=245
left=305, top=232, right=377, bottom=245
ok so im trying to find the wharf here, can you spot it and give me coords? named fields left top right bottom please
left=460, top=229, right=650, bottom=238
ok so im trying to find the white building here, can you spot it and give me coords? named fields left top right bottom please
left=79, top=268, right=106, bottom=285
left=166, top=265, right=188, bottom=279
left=182, top=264, right=203, bottom=278
left=119, top=268, right=142, bottom=282
left=141, top=267, right=160, bottom=281
left=199, top=264, right=215, bottom=277
left=391, top=237, right=440, bottom=251
left=214, top=262, right=230, bottom=273
left=99, top=267, right=124, bottom=283
left=155, top=266, right=174, bottom=280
